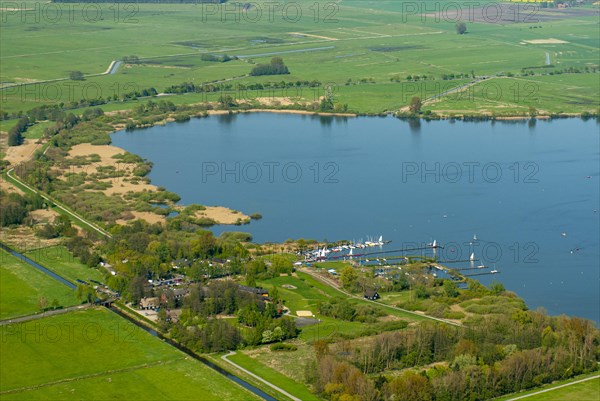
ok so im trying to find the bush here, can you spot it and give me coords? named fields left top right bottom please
left=69, top=71, right=85, bottom=81
left=250, top=57, right=289, bottom=76
left=270, top=343, right=298, bottom=351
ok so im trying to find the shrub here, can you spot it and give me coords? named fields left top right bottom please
left=270, top=343, right=298, bottom=351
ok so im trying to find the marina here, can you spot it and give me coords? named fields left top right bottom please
left=299, top=235, right=501, bottom=284
left=113, top=114, right=600, bottom=321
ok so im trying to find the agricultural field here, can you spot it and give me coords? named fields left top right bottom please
left=0, top=249, right=79, bottom=319
left=0, top=308, right=259, bottom=400
left=0, top=0, right=598, bottom=116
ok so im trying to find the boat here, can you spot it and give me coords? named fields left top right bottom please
left=490, top=269, right=498, bottom=274
left=470, top=253, right=475, bottom=261
left=473, top=234, right=477, bottom=241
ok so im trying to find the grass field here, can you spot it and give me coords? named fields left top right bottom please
left=0, top=249, right=79, bottom=319
left=227, top=351, right=320, bottom=400
left=494, top=373, right=600, bottom=401
left=0, top=308, right=259, bottom=400
left=23, top=246, right=105, bottom=284
left=258, top=271, right=425, bottom=341
left=0, top=1, right=597, bottom=115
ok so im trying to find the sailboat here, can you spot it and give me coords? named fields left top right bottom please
left=470, top=252, right=475, bottom=261
left=473, top=234, right=477, bottom=241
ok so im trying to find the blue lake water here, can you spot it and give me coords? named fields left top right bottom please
left=113, top=113, right=600, bottom=321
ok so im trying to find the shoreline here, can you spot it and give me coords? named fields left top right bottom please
left=205, top=108, right=358, bottom=117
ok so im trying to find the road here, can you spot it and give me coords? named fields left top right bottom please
left=0, top=60, right=120, bottom=90
left=0, top=304, right=91, bottom=326
left=6, top=168, right=112, bottom=238
left=300, top=268, right=463, bottom=327
left=221, top=351, right=301, bottom=401
left=504, top=374, right=600, bottom=401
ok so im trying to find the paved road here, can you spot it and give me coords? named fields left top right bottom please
left=0, top=60, right=120, bottom=90
left=504, top=374, right=600, bottom=401
left=221, top=351, right=301, bottom=401
left=300, top=268, right=462, bottom=327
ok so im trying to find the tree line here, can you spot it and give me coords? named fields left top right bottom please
left=305, top=309, right=599, bottom=401
left=0, top=190, right=44, bottom=226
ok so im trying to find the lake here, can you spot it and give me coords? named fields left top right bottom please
left=112, top=113, right=600, bottom=321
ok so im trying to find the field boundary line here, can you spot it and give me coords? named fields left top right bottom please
left=0, top=358, right=185, bottom=395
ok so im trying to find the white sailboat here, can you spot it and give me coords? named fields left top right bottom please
left=470, top=252, right=475, bottom=261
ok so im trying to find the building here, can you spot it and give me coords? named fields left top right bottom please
left=364, top=289, right=380, bottom=300
left=173, top=288, right=188, bottom=299
left=140, top=297, right=160, bottom=310
left=238, top=285, right=269, bottom=298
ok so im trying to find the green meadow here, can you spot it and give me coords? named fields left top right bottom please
left=227, top=351, right=320, bottom=400
left=0, top=308, right=259, bottom=400
left=494, top=373, right=600, bottom=401
left=0, top=249, right=79, bottom=319
left=257, top=271, right=425, bottom=341
left=23, top=246, right=105, bottom=284
left=0, top=1, right=598, bottom=115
